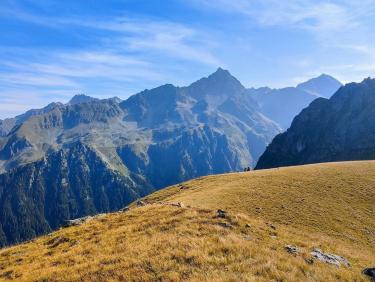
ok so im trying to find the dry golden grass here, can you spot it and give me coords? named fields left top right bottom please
left=0, top=161, right=374, bottom=281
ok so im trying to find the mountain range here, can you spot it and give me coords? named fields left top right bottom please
left=0, top=68, right=341, bottom=246
left=256, top=77, right=375, bottom=169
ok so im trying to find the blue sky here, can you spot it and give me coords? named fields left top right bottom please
left=1, top=0, right=375, bottom=118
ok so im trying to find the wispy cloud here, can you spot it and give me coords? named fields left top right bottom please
left=194, top=0, right=375, bottom=58
left=0, top=4, right=222, bottom=118
left=192, top=0, right=375, bottom=84
left=194, top=0, right=375, bottom=33
left=0, top=72, right=78, bottom=87
left=1, top=7, right=221, bottom=66
left=3, top=52, right=163, bottom=82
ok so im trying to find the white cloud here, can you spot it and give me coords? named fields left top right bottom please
left=192, top=0, right=375, bottom=54
left=0, top=72, right=78, bottom=87
left=192, top=0, right=375, bottom=84
left=124, top=33, right=221, bottom=66
left=72, top=17, right=221, bottom=66
left=0, top=7, right=221, bottom=67
left=194, top=0, right=375, bottom=33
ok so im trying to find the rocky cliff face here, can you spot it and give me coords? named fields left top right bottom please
left=0, top=68, right=281, bottom=246
left=256, top=78, right=375, bottom=169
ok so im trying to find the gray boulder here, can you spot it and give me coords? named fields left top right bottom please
left=119, top=206, right=130, bottom=212
left=363, top=268, right=375, bottom=282
left=136, top=201, right=146, bottom=207
left=217, top=209, right=227, bottom=218
left=171, top=202, right=185, bottom=208
left=311, top=248, right=350, bottom=267
left=285, top=245, right=300, bottom=255
left=62, top=216, right=93, bottom=228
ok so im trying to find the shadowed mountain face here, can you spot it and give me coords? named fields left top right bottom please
left=248, top=74, right=342, bottom=129
left=0, top=68, right=281, bottom=246
left=256, top=78, right=375, bottom=169
left=0, top=142, right=153, bottom=244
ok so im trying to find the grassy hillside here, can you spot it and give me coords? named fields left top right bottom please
left=0, top=161, right=374, bottom=281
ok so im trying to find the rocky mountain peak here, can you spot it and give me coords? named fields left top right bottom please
left=297, top=74, right=342, bottom=98
left=107, top=96, right=122, bottom=103
left=209, top=67, right=232, bottom=79
left=205, top=67, right=243, bottom=88
left=185, top=68, right=245, bottom=105
left=68, top=94, right=99, bottom=105
left=361, top=77, right=374, bottom=84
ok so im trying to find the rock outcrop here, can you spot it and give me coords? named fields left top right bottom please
left=311, top=248, right=350, bottom=267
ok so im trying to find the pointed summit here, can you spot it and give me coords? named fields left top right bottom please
left=206, top=68, right=241, bottom=84
left=297, top=74, right=342, bottom=98
left=186, top=68, right=245, bottom=105
left=209, top=67, right=231, bottom=77
left=362, top=77, right=373, bottom=83
left=200, top=67, right=241, bottom=84
left=68, top=94, right=98, bottom=105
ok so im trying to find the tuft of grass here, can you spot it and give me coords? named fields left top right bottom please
left=0, top=161, right=374, bottom=281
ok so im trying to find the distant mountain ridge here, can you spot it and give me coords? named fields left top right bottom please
left=297, top=74, right=343, bottom=98
left=68, top=94, right=99, bottom=105
left=0, top=72, right=341, bottom=136
left=0, top=102, right=63, bottom=137
left=248, top=74, right=342, bottom=129
left=256, top=77, right=375, bottom=169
